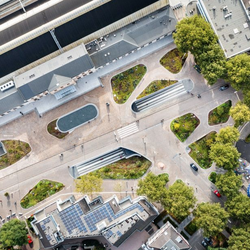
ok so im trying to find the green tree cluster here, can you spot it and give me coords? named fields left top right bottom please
left=194, top=202, right=229, bottom=237
left=209, top=126, right=240, bottom=171
left=173, top=15, right=226, bottom=84
left=230, top=101, right=250, bottom=128
left=0, top=219, right=28, bottom=248
left=228, top=225, right=250, bottom=250
left=137, top=172, right=169, bottom=202
left=75, top=173, right=103, bottom=198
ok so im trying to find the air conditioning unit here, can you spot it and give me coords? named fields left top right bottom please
left=0, top=80, right=15, bottom=92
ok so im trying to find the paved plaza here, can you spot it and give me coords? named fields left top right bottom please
left=0, top=41, right=238, bottom=249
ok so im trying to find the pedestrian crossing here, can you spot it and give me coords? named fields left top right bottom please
left=117, top=122, right=139, bottom=139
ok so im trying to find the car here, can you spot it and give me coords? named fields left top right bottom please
left=219, top=84, right=229, bottom=91
left=201, top=240, right=208, bottom=247
left=213, top=190, right=221, bottom=197
left=27, top=235, right=33, bottom=244
left=194, top=64, right=201, bottom=73
left=190, top=163, right=198, bottom=171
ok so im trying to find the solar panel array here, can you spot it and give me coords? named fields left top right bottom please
left=59, top=205, right=87, bottom=234
left=114, top=203, right=144, bottom=218
left=84, top=204, right=113, bottom=232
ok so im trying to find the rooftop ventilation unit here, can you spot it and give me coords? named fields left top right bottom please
left=222, top=6, right=228, bottom=11
left=225, top=13, right=232, bottom=18
left=0, top=80, right=15, bottom=92
left=175, top=236, right=182, bottom=243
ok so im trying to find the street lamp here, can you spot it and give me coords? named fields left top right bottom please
left=234, top=91, right=240, bottom=101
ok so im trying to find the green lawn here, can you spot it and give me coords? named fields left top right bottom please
left=94, top=156, right=151, bottom=179
left=184, top=219, right=198, bottom=236
left=47, top=119, right=68, bottom=139
left=208, top=172, right=217, bottom=184
left=170, top=113, right=200, bottom=142
left=160, top=48, right=187, bottom=73
left=208, top=100, right=232, bottom=125
left=189, top=132, right=216, bottom=169
left=20, top=179, right=64, bottom=208
left=111, top=64, right=147, bottom=104
left=0, top=140, right=31, bottom=170
left=136, top=80, right=177, bottom=99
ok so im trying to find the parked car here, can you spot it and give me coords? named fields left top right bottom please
left=219, top=84, right=229, bottom=91
left=202, top=237, right=212, bottom=247
left=190, top=163, right=198, bottom=171
left=27, top=235, right=33, bottom=244
left=194, top=64, right=201, bottom=73
left=213, top=190, right=221, bottom=197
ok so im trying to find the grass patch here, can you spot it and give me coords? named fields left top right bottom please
left=136, top=80, right=177, bottom=99
left=163, top=217, right=178, bottom=228
left=111, top=64, right=147, bottom=104
left=245, top=134, right=250, bottom=143
left=209, top=172, right=217, bottom=184
left=20, top=179, right=64, bottom=209
left=160, top=48, right=187, bottom=73
left=189, top=132, right=216, bottom=169
left=184, top=219, right=198, bottom=236
left=180, top=231, right=189, bottom=240
left=208, top=100, right=232, bottom=125
left=0, top=140, right=31, bottom=170
left=47, top=120, right=68, bottom=139
left=170, top=113, right=200, bottom=142
left=94, top=156, right=151, bottom=179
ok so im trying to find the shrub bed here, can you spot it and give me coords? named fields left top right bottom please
left=111, top=64, right=147, bottom=104
left=160, top=48, right=187, bottom=73
left=208, top=100, right=232, bottom=125
left=47, top=120, right=68, bottom=139
left=0, top=140, right=31, bottom=170
left=189, top=132, right=216, bottom=169
left=136, top=80, right=177, bottom=99
left=209, top=172, right=217, bottom=184
left=170, top=113, right=200, bottom=142
left=21, top=179, right=64, bottom=208
left=94, top=156, right=151, bottom=179
left=184, top=219, right=198, bottom=236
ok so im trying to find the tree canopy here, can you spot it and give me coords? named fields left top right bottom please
left=228, top=225, right=250, bottom=250
left=226, top=53, right=250, bottom=91
left=215, top=170, right=242, bottom=198
left=173, top=15, right=218, bottom=55
left=162, top=180, right=197, bottom=219
left=230, top=102, right=250, bottom=127
left=209, top=143, right=240, bottom=170
left=215, top=126, right=240, bottom=145
left=75, top=173, right=103, bottom=197
left=173, top=15, right=226, bottom=85
left=226, top=193, right=250, bottom=223
left=0, top=219, right=28, bottom=248
left=137, top=172, right=169, bottom=202
left=195, top=203, right=229, bottom=237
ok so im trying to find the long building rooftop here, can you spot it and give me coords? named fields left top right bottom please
left=198, top=0, right=250, bottom=58
left=32, top=195, right=158, bottom=249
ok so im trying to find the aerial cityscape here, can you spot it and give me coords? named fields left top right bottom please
left=0, top=0, right=250, bottom=250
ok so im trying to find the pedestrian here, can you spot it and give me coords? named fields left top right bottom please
left=20, top=111, right=24, bottom=115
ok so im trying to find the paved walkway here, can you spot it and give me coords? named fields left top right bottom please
left=0, top=42, right=239, bottom=224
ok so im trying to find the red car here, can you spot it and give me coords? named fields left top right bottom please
left=27, top=235, right=33, bottom=244
left=213, top=190, right=221, bottom=197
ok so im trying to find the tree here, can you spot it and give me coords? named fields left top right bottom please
left=196, top=44, right=226, bottom=85
left=215, top=170, right=242, bottom=198
left=228, top=225, right=250, bottom=250
left=173, top=15, right=218, bottom=56
left=0, top=219, right=28, bottom=248
left=243, top=89, right=250, bottom=108
left=195, top=203, right=229, bottom=237
left=226, top=53, right=250, bottom=91
left=137, top=172, right=169, bottom=202
left=209, top=143, right=240, bottom=170
left=226, top=193, right=250, bottom=222
left=162, top=180, right=197, bottom=219
left=75, top=173, right=102, bottom=197
left=215, top=126, right=240, bottom=145
left=230, top=102, right=250, bottom=127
